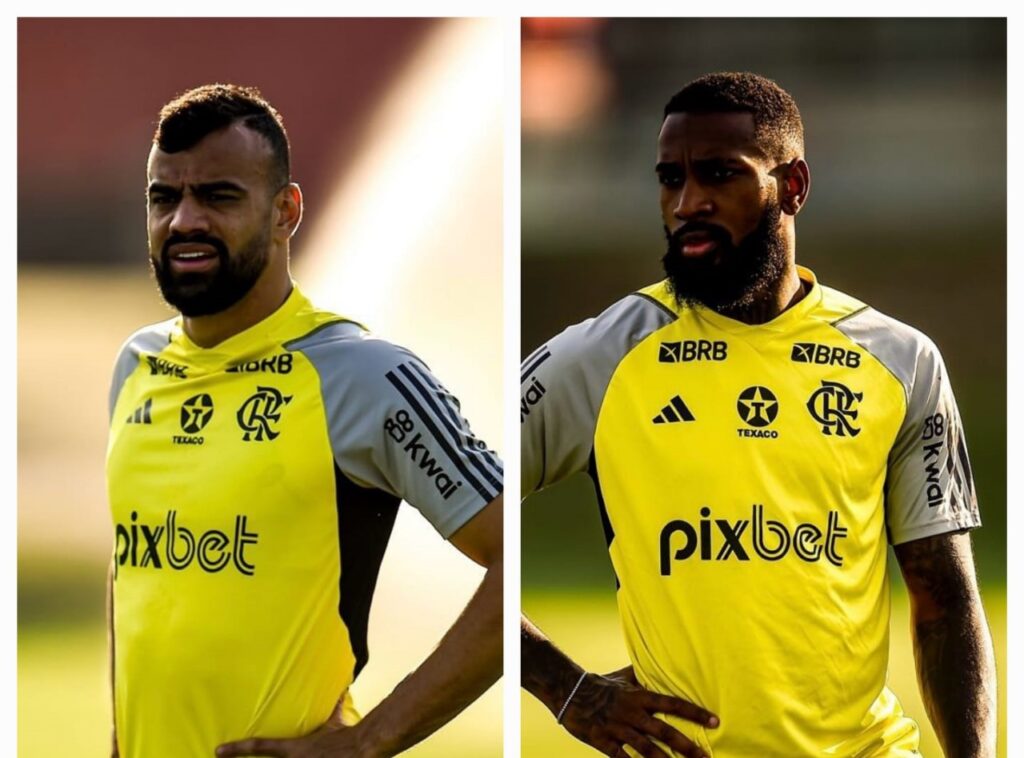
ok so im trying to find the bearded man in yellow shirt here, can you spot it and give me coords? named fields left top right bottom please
left=108, top=83, right=503, bottom=757
left=520, top=72, right=995, bottom=758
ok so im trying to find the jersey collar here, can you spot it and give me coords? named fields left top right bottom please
left=682, top=265, right=822, bottom=334
left=170, top=281, right=309, bottom=360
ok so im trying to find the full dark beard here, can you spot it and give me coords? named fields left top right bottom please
left=151, top=227, right=270, bottom=317
left=661, top=201, right=788, bottom=313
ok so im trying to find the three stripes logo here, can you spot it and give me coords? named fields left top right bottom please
left=652, top=395, right=695, bottom=424
left=126, top=398, right=153, bottom=424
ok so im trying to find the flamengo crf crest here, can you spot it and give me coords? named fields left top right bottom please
left=237, top=386, right=292, bottom=441
left=806, top=380, right=862, bottom=437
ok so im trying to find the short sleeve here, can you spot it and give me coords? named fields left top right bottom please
left=884, top=339, right=981, bottom=545
left=291, top=324, right=502, bottom=539
left=521, top=331, right=595, bottom=497
left=521, top=293, right=678, bottom=497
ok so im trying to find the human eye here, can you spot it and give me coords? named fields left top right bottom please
left=706, top=163, right=738, bottom=182
left=148, top=191, right=177, bottom=207
left=657, top=169, right=683, bottom=188
left=203, top=188, right=243, bottom=204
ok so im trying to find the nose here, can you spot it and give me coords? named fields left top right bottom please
left=673, top=179, right=713, bottom=221
left=167, top=194, right=210, bottom=236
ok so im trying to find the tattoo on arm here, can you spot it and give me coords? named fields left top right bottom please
left=894, top=532, right=996, bottom=758
left=521, top=616, right=586, bottom=716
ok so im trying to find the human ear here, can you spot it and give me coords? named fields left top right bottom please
left=274, top=183, right=303, bottom=239
left=781, top=159, right=810, bottom=216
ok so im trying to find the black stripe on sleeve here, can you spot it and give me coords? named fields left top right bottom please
left=955, top=432, right=977, bottom=503
left=521, top=349, right=552, bottom=383
left=405, top=361, right=504, bottom=482
left=385, top=371, right=499, bottom=502
left=395, top=363, right=503, bottom=495
left=522, top=343, right=550, bottom=368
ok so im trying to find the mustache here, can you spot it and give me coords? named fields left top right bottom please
left=665, top=222, right=732, bottom=248
left=161, top=233, right=229, bottom=262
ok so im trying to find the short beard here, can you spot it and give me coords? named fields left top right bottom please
left=151, top=226, right=270, bottom=317
left=661, top=201, right=788, bottom=314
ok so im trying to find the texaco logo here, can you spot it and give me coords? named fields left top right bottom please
left=737, top=386, right=779, bottom=428
left=180, top=393, right=214, bottom=434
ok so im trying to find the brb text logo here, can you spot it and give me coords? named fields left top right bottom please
left=791, top=343, right=861, bottom=368
left=660, top=504, right=847, bottom=574
left=226, top=353, right=293, bottom=374
left=146, top=355, right=188, bottom=379
left=384, top=409, right=464, bottom=500
left=113, top=510, right=258, bottom=578
left=659, top=340, right=728, bottom=363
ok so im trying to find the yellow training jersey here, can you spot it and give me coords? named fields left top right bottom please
left=107, top=284, right=502, bottom=757
left=521, top=267, right=979, bottom=757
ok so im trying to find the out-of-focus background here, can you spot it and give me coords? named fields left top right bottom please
left=18, top=18, right=502, bottom=757
left=521, top=17, right=1006, bottom=757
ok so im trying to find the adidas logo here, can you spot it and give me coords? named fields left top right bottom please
left=127, top=398, right=153, bottom=424
left=652, top=395, right=695, bottom=424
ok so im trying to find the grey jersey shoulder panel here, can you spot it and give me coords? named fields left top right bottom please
left=289, top=321, right=503, bottom=539
left=833, top=307, right=980, bottom=544
left=831, top=306, right=925, bottom=408
left=521, top=293, right=678, bottom=495
left=108, top=320, right=176, bottom=421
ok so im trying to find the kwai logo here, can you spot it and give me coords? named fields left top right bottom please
left=921, top=412, right=948, bottom=508
left=113, top=510, right=258, bottom=578
left=521, top=376, right=546, bottom=424
left=659, top=504, right=847, bottom=574
left=520, top=348, right=551, bottom=424
left=384, top=409, right=463, bottom=500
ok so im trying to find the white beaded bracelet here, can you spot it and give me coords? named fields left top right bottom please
left=556, top=672, right=589, bottom=724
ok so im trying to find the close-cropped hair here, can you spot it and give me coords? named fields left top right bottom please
left=664, top=72, right=804, bottom=163
left=154, top=83, right=291, bottom=191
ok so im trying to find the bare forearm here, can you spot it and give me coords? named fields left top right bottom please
left=357, top=560, right=502, bottom=756
left=521, top=615, right=584, bottom=715
left=897, top=533, right=996, bottom=758
left=912, top=598, right=996, bottom=757
left=521, top=616, right=718, bottom=758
